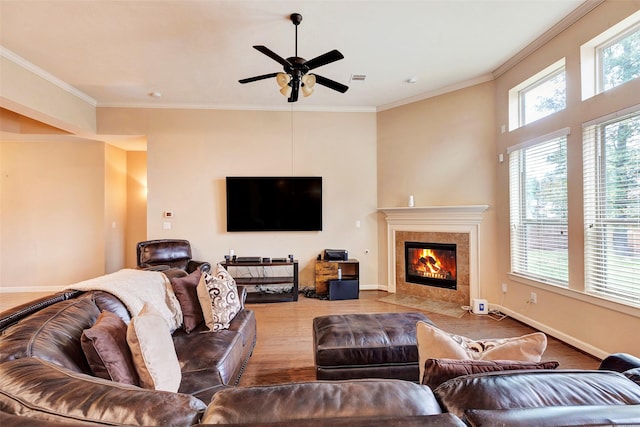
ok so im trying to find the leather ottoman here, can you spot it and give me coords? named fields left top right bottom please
left=313, top=312, right=435, bottom=381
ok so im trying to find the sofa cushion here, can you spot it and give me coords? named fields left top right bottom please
left=434, top=370, right=640, bottom=419
left=170, top=269, right=204, bottom=333
left=197, top=414, right=467, bottom=427
left=416, top=321, right=547, bottom=383
left=464, top=405, right=640, bottom=427
left=92, top=290, right=132, bottom=324
left=127, top=303, right=181, bottom=392
left=201, top=379, right=442, bottom=424
left=197, top=265, right=242, bottom=332
left=421, top=358, right=559, bottom=388
left=0, top=358, right=205, bottom=426
left=81, top=310, right=139, bottom=385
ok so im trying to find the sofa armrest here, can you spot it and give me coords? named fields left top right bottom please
left=0, top=290, right=82, bottom=331
left=599, top=353, right=640, bottom=372
left=0, top=358, right=206, bottom=426
left=188, top=260, right=211, bottom=274
left=237, top=286, right=248, bottom=308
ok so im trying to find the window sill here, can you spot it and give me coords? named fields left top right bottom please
left=508, top=272, right=640, bottom=318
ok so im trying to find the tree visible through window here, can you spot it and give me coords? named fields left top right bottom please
left=600, top=25, right=640, bottom=91
left=520, top=68, right=566, bottom=126
left=510, top=131, right=569, bottom=285
left=584, top=111, right=640, bottom=307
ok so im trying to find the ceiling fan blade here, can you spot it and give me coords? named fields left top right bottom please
left=239, top=73, right=279, bottom=84
left=313, top=74, right=349, bottom=93
left=305, top=49, right=344, bottom=71
left=253, top=45, right=292, bottom=67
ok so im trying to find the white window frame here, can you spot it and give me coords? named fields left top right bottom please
left=581, top=10, right=640, bottom=100
left=508, top=59, right=566, bottom=131
left=583, top=105, right=640, bottom=308
left=508, top=128, right=570, bottom=286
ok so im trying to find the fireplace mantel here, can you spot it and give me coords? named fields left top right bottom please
left=379, top=205, right=488, bottom=302
left=378, top=205, right=488, bottom=222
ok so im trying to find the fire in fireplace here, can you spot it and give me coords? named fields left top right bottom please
left=405, top=241, right=457, bottom=290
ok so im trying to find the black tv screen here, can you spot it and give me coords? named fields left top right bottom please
left=226, top=176, right=322, bottom=232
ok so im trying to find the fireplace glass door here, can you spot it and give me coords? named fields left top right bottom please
left=405, top=241, right=457, bottom=290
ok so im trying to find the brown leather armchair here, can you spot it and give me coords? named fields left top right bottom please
left=136, top=239, right=211, bottom=273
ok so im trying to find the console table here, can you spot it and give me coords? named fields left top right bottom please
left=222, top=260, right=298, bottom=303
left=314, top=259, right=359, bottom=295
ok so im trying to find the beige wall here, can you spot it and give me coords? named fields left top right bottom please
left=97, top=107, right=378, bottom=288
left=126, top=151, right=147, bottom=268
left=494, top=0, right=640, bottom=357
left=0, top=138, right=107, bottom=289
left=377, top=82, right=498, bottom=298
left=104, top=144, right=127, bottom=273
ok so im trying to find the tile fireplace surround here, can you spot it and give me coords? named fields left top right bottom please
left=379, top=205, right=488, bottom=306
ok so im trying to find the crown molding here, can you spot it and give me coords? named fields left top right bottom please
left=96, top=102, right=376, bottom=113
left=492, top=0, right=605, bottom=78
left=376, top=74, right=495, bottom=112
left=1, top=46, right=97, bottom=107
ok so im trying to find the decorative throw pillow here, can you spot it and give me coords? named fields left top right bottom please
left=81, top=310, right=139, bottom=385
left=196, top=264, right=242, bottom=332
left=421, top=358, right=560, bottom=388
left=416, top=321, right=547, bottom=383
left=170, top=269, right=204, bottom=333
left=126, top=303, right=181, bottom=392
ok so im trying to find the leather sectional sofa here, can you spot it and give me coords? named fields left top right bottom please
left=0, top=269, right=256, bottom=426
left=1, top=275, right=639, bottom=426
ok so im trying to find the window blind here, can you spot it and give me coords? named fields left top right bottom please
left=583, top=110, right=640, bottom=308
left=509, top=132, right=569, bottom=285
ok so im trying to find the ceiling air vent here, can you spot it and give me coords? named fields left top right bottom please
left=350, top=74, right=367, bottom=84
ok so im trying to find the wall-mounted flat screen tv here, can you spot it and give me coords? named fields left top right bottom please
left=226, top=176, right=322, bottom=232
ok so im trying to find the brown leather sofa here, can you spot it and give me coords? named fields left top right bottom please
left=137, top=239, right=212, bottom=273
left=1, top=283, right=640, bottom=426
left=0, top=271, right=256, bottom=426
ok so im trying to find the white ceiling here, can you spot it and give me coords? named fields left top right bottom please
left=1, top=0, right=586, bottom=113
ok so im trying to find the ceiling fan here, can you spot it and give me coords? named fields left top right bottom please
left=239, top=13, right=349, bottom=103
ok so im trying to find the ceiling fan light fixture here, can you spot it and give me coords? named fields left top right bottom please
left=280, top=84, right=292, bottom=98
left=276, top=72, right=291, bottom=88
left=301, top=74, right=316, bottom=97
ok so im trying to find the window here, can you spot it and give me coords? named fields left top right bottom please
left=598, top=24, right=640, bottom=92
left=519, top=68, right=566, bottom=126
left=508, top=59, right=566, bottom=130
left=583, top=108, right=640, bottom=308
left=581, top=10, right=640, bottom=100
left=509, top=129, right=570, bottom=286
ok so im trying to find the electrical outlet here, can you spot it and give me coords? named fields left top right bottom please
left=501, top=283, right=508, bottom=293
left=529, top=292, right=537, bottom=304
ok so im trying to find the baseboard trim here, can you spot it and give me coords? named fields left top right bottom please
left=360, top=284, right=383, bottom=291
left=496, top=305, right=608, bottom=360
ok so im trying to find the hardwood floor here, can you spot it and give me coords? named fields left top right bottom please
left=0, top=292, right=53, bottom=312
left=1, top=289, right=601, bottom=388
left=238, top=290, right=601, bottom=387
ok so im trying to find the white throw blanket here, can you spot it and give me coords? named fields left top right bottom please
left=65, top=269, right=183, bottom=332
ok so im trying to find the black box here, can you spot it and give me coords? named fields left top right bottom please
left=324, top=249, right=348, bottom=261
left=328, top=279, right=359, bottom=300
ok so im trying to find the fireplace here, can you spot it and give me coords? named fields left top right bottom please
left=405, top=241, right=457, bottom=290
left=379, top=205, right=488, bottom=305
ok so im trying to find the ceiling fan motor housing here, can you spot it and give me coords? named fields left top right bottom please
left=290, top=13, right=302, bottom=26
